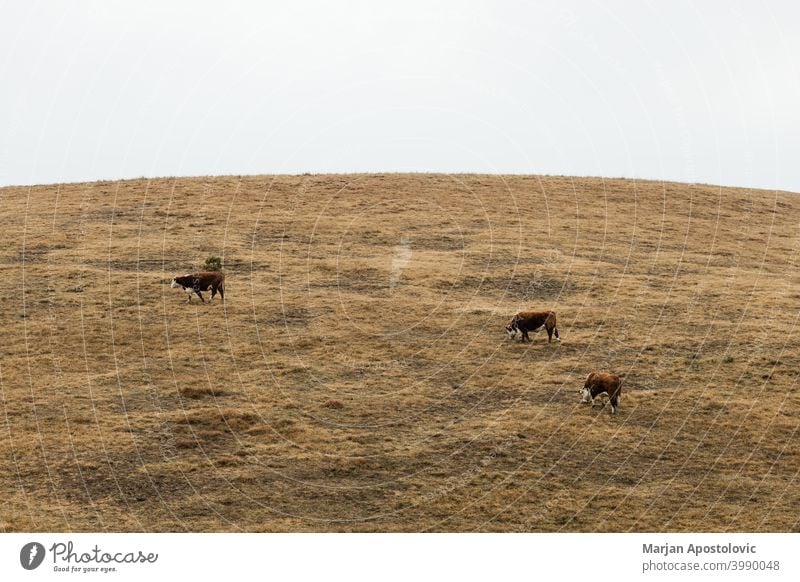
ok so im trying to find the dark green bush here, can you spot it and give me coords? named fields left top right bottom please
left=203, top=256, right=223, bottom=271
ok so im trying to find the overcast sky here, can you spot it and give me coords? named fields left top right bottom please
left=1, top=0, right=798, bottom=191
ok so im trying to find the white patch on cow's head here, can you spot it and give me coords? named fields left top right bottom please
left=505, top=319, right=518, bottom=339
left=170, top=278, right=180, bottom=288
left=580, top=388, right=592, bottom=403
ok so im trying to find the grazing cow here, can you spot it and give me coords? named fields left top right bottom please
left=505, top=311, right=560, bottom=343
left=170, top=271, right=225, bottom=303
left=579, top=371, right=622, bottom=415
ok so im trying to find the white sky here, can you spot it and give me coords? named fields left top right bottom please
left=1, top=0, right=798, bottom=191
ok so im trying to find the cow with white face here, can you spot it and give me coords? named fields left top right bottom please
left=505, top=310, right=560, bottom=343
left=170, top=271, right=225, bottom=303
left=579, top=371, right=623, bottom=415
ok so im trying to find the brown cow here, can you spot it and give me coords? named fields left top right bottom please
left=579, top=371, right=622, bottom=415
left=505, top=311, right=560, bottom=343
left=170, top=271, right=225, bottom=303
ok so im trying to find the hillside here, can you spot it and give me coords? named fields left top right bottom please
left=1, top=174, right=798, bottom=532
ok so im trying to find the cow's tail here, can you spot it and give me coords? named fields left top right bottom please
left=548, top=311, right=560, bottom=340
left=611, top=381, right=622, bottom=413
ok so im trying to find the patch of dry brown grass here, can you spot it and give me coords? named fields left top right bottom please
left=1, top=174, right=798, bottom=532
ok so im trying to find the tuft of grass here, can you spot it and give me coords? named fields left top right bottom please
left=179, top=386, right=228, bottom=399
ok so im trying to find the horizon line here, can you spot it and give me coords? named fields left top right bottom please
left=1, top=171, right=797, bottom=196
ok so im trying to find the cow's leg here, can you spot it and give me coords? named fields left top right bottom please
left=194, top=289, right=205, bottom=303
left=610, top=389, right=620, bottom=414
left=547, top=327, right=553, bottom=343
left=210, top=287, right=217, bottom=301
left=522, top=330, right=530, bottom=342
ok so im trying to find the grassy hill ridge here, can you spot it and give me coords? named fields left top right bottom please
left=1, top=174, right=798, bottom=532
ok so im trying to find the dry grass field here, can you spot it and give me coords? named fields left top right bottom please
left=1, top=173, right=798, bottom=532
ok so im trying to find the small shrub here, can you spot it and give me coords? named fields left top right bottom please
left=722, top=355, right=734, bottom=363
left=203, top=256, right=223, bottom=271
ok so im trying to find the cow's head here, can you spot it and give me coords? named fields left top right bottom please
left=505, top=317, right=518, bottom=339
left=170, top=274, right=192, bottom=289
left=505, top=323, right=516, bottom=339
left=579, top=387, right=592, bottom=403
